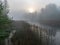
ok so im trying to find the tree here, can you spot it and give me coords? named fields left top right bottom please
left=0, top=0, right=11, bottom=40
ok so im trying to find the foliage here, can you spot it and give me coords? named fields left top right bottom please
left=0, top=0, right=11, bottom=40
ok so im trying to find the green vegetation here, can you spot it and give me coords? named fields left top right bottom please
left=0, top=1, right=11, bottom=40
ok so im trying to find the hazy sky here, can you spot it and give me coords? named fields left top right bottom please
left=7, top=0, right=60, bottom=11
left=6, top=0, right=60, bottom=20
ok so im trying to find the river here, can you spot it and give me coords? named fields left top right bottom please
left=54, top=30, right=60, bottom=45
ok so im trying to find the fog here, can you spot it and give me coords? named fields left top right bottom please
left=7, top=1, right=60, bottom=45
left=8, top=4, right=60, bottom=23
left=8, top=4, right=60, bottom=45
left=0, top=0, right=60, bottom=45
left=39, top=4, right=60, bottom=20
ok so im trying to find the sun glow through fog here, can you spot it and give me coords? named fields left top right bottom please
left=27, top=8, right=35, bottom=13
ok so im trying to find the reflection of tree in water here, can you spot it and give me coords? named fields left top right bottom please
left=11, top=21, right=58, bottom=45
left=11, top=21, right=40, bottom=45
left=48, top=28, right=56, bottom=36
left=47, top=28, right=57, bottom=45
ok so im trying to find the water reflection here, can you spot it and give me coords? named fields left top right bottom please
left=54, top=30, right=60, bottom=45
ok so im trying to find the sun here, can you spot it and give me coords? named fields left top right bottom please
left=28, top=8, right=35, bottom=13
